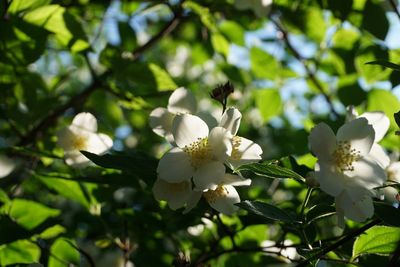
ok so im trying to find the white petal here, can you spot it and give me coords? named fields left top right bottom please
left=308, top=123, right=337, bottom=162
left=152, top=178, right=192, bottom=210
left=208, top=127, right=232, bottom=161
left=149, top=107, right=175, bottom=141
left=360, top=112, right=390, bottom=142
left=183, top=191, right=202, bottom=214
left=348, top=155, right=386, bottom=190
left=314, top=162, right=345, bottom=197
left=65, top=151, right=91, bottom=168
left=219, top=107, right=242, bottom=135
left=337, top=118, right=374, bottom=156
left=157, top=147, right=194, bottom=183
left=387, top=162, right=400, bottom=183
left=193, top=161, right=226, bottom=191
left=167, top=87, right=197, bottom=114
left=56, top=128, right=76, bottom=151
left=72, top=112, right=97, bottom=132
left=87, top=133, right=113, bottom=154
left=221, top=173, right=251, bottom=186
left=0, top=155, right=16, bottom=178
left=227, top=136, right=262, bottom=169
left=369, top=144, right=390, bottom=168
left=206, top=185, right=240, bottom=215
left=172, top=114, right=209, bottom=148
left=380, top=186, right=399, bottom=204
left=335, top=189, right=374, bottom=223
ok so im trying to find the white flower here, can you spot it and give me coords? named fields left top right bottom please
left=219, top=107, right=263, bottom=169
left=335, top=186, right=375, bottom=227
left=57, top=112, right=113, bottom=167
left=203, top=174, right=251, bottom=215
left=157, top=114, right=232, bottom=191
left=234, top=0, right=272, bottom=17
left=149, top=88, right=197, bottom=143
left=381, top=161, right=400, bottom=204
left=152, top=178, right=202, bottom=212
left=309, top=118, right=386, bottom=225
left=0, top=155, right=16, bottom=178
left=346, top=106, right=390, bottom=143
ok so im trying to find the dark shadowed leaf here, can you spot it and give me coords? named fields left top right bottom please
left=236, top=200, right=296, bottom=223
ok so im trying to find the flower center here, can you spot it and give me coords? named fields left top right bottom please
left=231, top=136, right=242, bottom=160
left=183, top=138, right=212, bottom=168
left=72, top=135, right=88, bottom=151
left=203, top=185, right=228, bottom=203
left=332, top=141, right=361, bottom=172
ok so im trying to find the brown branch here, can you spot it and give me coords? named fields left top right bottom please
left=16, top=4, right=185, bottom=147
left=389, top=0, right=400, bottom=21
left=271, top=19, right=340, bottom=118
left=295, top=219, right=382, bottom=267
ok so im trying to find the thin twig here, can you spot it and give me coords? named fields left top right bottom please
left=296, top=218, right=382, bottom=267
left=271, top=18, right=339, bottom=118
left=17, top=4, right=185, bottom=147
left=388, top=0, right=400, bottom=21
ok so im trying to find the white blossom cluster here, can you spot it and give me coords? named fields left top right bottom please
left=149, top=88, right=263, bottom=215
left=309, top=107, right=399, bottom=227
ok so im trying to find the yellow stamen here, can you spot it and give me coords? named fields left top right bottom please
left=183, top=138, right=211, bottom=168
left=203, top=185, right=229, bottom=203
left=72, top=135, right=88, bottom=150
left=231, top=136, right=242, bottom=160
left=332, top=141, right=361, bottom=172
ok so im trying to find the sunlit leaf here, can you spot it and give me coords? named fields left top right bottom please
left=237, top=161, right=305, bottom=183
left=253, top=89, right=282, bottom=123
left=367, top=89, right=400, bottom=130
left=353, top=226, right=400, bottom=258
left=0, top=240, right=40, bottom=266
left=48, top=238, right=80, bottom=267
left=9, top=199, right=60, bottom=230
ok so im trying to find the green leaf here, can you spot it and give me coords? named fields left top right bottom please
left=23, top=5, right=90, bottom=52
left=0, top=189, right=10, bottom=204
left=367, top=89, right=400, bottom=130
left=374, top=202, right=400, bottom=227
left=394, top=111, right=400, bottom=129
left=48, top=238, right=80, bottom=267
left=37, top=177, right=90, bottom=208
left=8, top=0, right=50, bottom=14
left=81, top=151, right=158, bottom=183
left=211, top=33, right=230, bottom=57
left=253, top=89, right=282, bottom=123
left=306, top=204, right=336, bottom=225
left=337, top=75, right=366, bottom=106
left=353, top=226, right=400, bottom=258
left=0, top=240, right=40, bottom=266
left=219, top=20, right=245, bottom=46
left=325, top=0, right=353, bottom=20
left=236, top=200, right=296, bottom=223
left=183, top=1, right=217, bottom=32
left=355, top=45, right=390, bottom=84
left=148, top=63, right=177, bottom=91
left=9, top=199, right=60, bottom=230
left=361, top=0, right=389, bottom=40
left=237, top=161, right=305, bottom=183
left=250, top=47, right=279, bottom=80
left=365, top=60, right=400, bottom=72
left=39, top=225, right=66, bottom=239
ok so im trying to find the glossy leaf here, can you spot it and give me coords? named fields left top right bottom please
left=236, top=200, right=296, bottom=223
left=48, top=238, right=80, bottom=267
left=237, top=161, right=305, bottom=183
left=353, top=226, right=400, bottom=258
